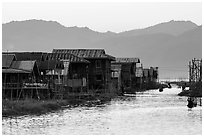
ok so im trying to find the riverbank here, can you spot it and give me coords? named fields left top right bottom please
left=2, top=92, right=116, bottom=117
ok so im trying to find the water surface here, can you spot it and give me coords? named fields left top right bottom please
left=2, top=86, right=202, bottom=135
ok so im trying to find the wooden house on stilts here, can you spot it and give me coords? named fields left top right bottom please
left=111, top=58, right=141, bottom=94
left=2, top=54, right=44, bottom=99
left=2, top=52, right=64, bottom=100
left=52, top=49, right=115, bottom=93
left=46, top=53, right=90, bottom=96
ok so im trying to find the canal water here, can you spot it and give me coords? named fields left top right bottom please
left=2, top=85, right=202, bottom=135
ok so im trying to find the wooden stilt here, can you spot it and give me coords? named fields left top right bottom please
left=11, top=89, right=13, bottom=100
left=31, top=89, right=33, bottom=99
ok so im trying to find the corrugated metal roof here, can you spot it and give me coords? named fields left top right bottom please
left=46, top=53, right=90, bottom=63
left=2, top=54, right=16, bottom=68
left=114, top=58, right=140, bottom=63
left=104, top=54, right=116, bottom=61
left=2, top=68, right=31, bottom=74
left=52, top=49, right=115, bottom=60
left=3, top=52, right=47, bottom=61
left=38, top=60, right=64, bottom=70
left=11, top=61, right=36, bottom=72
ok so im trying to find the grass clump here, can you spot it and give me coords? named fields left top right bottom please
left=2, top=99, right=68, bottom=117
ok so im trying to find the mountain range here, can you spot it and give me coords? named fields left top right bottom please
left=2, top=19, right=202, bottom=79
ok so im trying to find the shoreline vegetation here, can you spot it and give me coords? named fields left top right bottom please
left=2, top=82, right=202, bottom=118
left=2, top=92, right=116, bottom=117
left=2, top=83, right=160, bottom=118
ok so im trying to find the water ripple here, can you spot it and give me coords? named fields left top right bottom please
left=2, top=88, right=202, bottom=135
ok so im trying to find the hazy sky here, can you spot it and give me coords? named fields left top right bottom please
left=2, top=2, right=202, bottom=32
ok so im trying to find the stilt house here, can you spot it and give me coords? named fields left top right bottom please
left=111, top=58, right=141, bottom=93
left=52, top=49, right=115, bottom=93
left=2, top=54, right=42, bottom=99
left=46, top=53, right=90, bottom=93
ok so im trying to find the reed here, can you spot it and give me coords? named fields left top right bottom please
left=2, top=99, right=68, bottom=117
left=2, top=91, right=117, bottom=117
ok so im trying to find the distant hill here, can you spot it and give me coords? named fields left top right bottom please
left=118, top=20, right=198, bottom=36
left=2, top=19, right=202, bottom=79
left=2, top=19, right=110, bottom=51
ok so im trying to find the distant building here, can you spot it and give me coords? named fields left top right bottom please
left=143, top=67, right=159, bottom=89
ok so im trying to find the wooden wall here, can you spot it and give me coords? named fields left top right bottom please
left=87, top=59, right=111, bottom=92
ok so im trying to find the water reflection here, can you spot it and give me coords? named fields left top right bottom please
left=2, top=87, right=202, bottom=135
